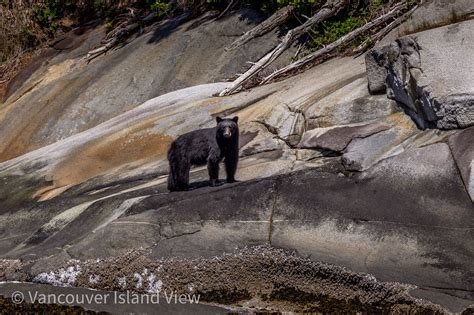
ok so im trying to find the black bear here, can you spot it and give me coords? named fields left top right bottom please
left=167, top=116, right=239, bottom=191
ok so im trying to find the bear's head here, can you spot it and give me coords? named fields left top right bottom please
left=216, top=116, right=239, bottom=140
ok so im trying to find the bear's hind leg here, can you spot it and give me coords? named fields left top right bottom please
left=176, top=161, right=191, bottom=190
left=167, top=162, right=178, bottom=191
left=168, top=155, right=190, bottom=191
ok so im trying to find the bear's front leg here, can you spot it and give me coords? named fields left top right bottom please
left=225, top=151, right=239, bottom=183
left=207, top=158, right=223, bottom=187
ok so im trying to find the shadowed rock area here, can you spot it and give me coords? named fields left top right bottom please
left=0, top=1, right=473, bottom=313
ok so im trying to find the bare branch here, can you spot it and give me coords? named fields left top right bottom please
left=219, top=0, right=349, bottom=96
left=260, top=3, right=405, bottom=85
left=353, top=3, right=418, bottom=55
left=226, top=5, right=294, bottom=51
left=216, top=0, right=239, bottom=20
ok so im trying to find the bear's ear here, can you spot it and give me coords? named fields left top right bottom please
left=216, top=116, right=223, bottom=124
left=232, top=116, right=239, bottom=123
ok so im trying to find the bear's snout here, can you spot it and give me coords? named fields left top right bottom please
left=223, top=127, right=232, bottom=138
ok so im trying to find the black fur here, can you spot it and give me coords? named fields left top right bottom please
left=167, top=116, right=239, bottom=191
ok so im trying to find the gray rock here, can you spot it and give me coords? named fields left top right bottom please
left=272, top=143, right=473, bottom=304
left=0, top=143, right=472, bottom=310
left=6, top=159, right=467, bottom=310
left=365, top=47, right=389, bottom=94
left=305, top=77, right=400, bottom=128
left=366, top=20, right=474, bottom=129
left=448, top=126, right=474, bottom=202
left=255, top=103, right=305, bottom=147
left=396, top=0, right=474, bottom=37
left=399, top=128, right=456, bottom=151
left=298, top=121, right=390, bottom=152
left=341, top=113, right=419, bottom=171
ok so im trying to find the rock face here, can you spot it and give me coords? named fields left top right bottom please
left=0, top=143, right=472, bottom=312
left=396, top=0, right=474, bottom=36
left=0, top=9, right=294, bottom=162
left=449, top=126, right=474, bottom=202
left=0, top=56, right=376, bottom=205
left=366, top=20, right=474, bottom=129
left=298, top=120, right=390, bottom=152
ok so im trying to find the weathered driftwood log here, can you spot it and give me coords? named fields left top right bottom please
left=218, top=0, right=349, bottom=96
left=260, top=3, right=404, bottom=85
left=225, top=5, right=294, bottom=51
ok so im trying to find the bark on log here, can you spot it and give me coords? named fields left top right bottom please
left=225, top=5, right=294, bottom=51
left=219, top=0, right=349, bottom=96
left=260, top=3, right=404, bottom=85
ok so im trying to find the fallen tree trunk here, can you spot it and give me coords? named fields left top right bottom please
left=219, top=0, right=349, bottom=96
left=225, top=5, right=294, bottom=51
left=260, top=3, right=404, bottom=85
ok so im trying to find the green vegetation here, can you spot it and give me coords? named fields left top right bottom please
left=33, top=0, right=77, bottom=31
left=307, top=16, right=364, bottom=51
left=304, top=0, right=391, bottom=54
left=148, top=0, right=172, bottom=18
left=1, top=0, right=399, bottom=74
left=258, top=0, right=322, bottom=14
left=205, top=0, right=322, bottom=14
left=30, top=0, right=179, bottom=29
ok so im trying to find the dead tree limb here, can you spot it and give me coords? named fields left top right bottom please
left=84, top=22, right=140, bottom=62
left=218, top=0, right=349, bottom=96
left=260, top=3, right=404, bottom=85
left=225, top=5, right=294, bottom=51
left=353, top=3, right=418, bottom=55
left=216, top=0, right=239, bottom=20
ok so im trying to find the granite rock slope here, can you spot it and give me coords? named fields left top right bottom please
left=0, top=2, right=473, bottom=313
